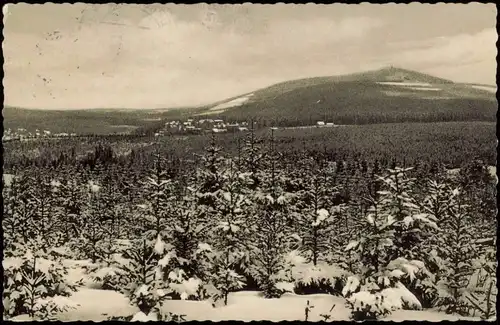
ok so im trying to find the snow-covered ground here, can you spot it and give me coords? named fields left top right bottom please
left=109, top=125, right=139, bottom=129
left=377, top=81, right=434, bottom=87
left=3, top=173, right=14, bottom=187
left=377, top=81, right=447, bottom=95
left=8, top=258, right=473, bottom=322
left=406, top=86, right=441, bottom=91
left=161, top=291, right=347, bottom=321
left=52, top=287, right=480, bottom=322
left=378, top=81, right=497, bottom=94
left=446, top=165, right=497, bottom=182
left=209, top=94, right=254, bottom=112
left=471, top=85, right=497, bottom=93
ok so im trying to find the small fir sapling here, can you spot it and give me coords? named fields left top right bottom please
left=249, top=128, right=294, bottom=298
left=54, top=175, right=84, bottom=245
left=101, top=182, right=125, bottom=239
left=164, top=189, right=214, bottom=292
left=3, top=174, right=23, bottom=256
left=231, top=127, right=268, bottom=288
left=434, top=189, right=479, bottom=316
left=466, top=240, right=497, bottom=319
left=343, top=169, right=436, bottom=320
left=30, top=172, right=59, bottom=252
left=71, top=181, right=107, bottom=263
left=457, top=159, right=496, bottom=229
left=114, top=237, right=171, bottom=316
left=328, top=203, right=359, bottom=273
left=241, top=120, right=266, bottom=191
left=376, top=167, right=438, bottom=262
left=412, top=179, right=454, bottom=307
left=3, top=251, right=78, bottom=320
left=209, top=160, right=249, bottom=305
left=293, top=157, right=334, bottom=266
left=196, top=132, right=226, bottom=210
left=140, top=150, right=175, bottom=241
left=3, top=172, right=37, bottom=254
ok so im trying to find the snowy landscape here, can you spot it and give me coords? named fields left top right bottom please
left=2, top=3, right=497, bottom=323
left=2, top=138, right=497, bottom=322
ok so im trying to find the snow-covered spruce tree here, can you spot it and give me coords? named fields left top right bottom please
left=139, top=150, right=175, bottom=241
left=248, top=128, right=294, bottom=298
left=293, top=157, right=335, bottom=266
left=377, top=167, right=439, bottom=305
left=466, top=238, right=497, bottom=320
left=292, top=205, right=349, bottom=297
left=209, top=159, right=250, bottom=305
left=112, top=237, right=173, bottom=319
left=241, top=120, right=266, bottom=192
left=297, top=208, right=333, bottom=267
left=3, top=172, right=37, bottom=257
left=232, top=124, right=268, bottom=291
left=196, top=131, right=226, bottom=210
left=3, top=250, right=78, bottom=320
left=342, top=194, right=395, bottom=320
left=434, top=188, right=480, bottom=316
left=343, top=167, right=439, bottom=320
left=343, top=194, right=426, bottom=320
left=457, top=160, right=497, bottom=238
left=328, top=203, right=359, bottom=274
left=90, top=181, right=126, bottom=265
left=70, top=179, right=107, bottom=263
left=118, top=169, right=143, bottom=239
left=3, top=172, right=22, bottom=256
left=422, top=179, right=453, bottom=230
left=29, top=171, right=59, bottom=252
left=53, top=171, right=85, bottom=246
left=114, top=236, right=194, bottom=321
left=157, top=186, right=214, bottom=301
left=403, top=177, right=456, bottom=308
left=376, top=167, right=438, bottom=262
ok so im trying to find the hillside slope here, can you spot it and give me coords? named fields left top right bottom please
left=1, top=106, right=202, bottom=135
left=198, top=67, right=497, bottom=126
left=3, top=67, right=497, bottom=134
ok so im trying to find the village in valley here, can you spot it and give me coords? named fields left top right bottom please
left=155, top=118, right=338, bottom=136
left=156, top=118, right=251, bottom=136
left=1, top=118, right=338, bottom=142
left=2, top=128, right=78, bottom=142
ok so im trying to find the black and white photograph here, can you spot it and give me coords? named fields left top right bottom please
left=2, top=3, right=497, bottom=322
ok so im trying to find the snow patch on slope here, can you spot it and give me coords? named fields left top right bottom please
left=471, top=85, right=497, bottom=93
left=406, top=87, right=441, bottom=91
left=210, top=94, right=254, bottom=111
left=377, top=82, right=433, bottom=87
left=378, top=81, right=444, bottom=96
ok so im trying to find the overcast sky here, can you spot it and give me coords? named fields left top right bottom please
left=3, top=3, right=497, bottom=109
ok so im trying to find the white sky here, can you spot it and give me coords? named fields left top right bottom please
left=3, top=3, right=497, bottom=109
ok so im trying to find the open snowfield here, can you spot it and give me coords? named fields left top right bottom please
left=53, top=286, right=481, bottom=322
left=7, top=258, right=480, bottom=322
left=53, top=288, right=481, bottom=322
